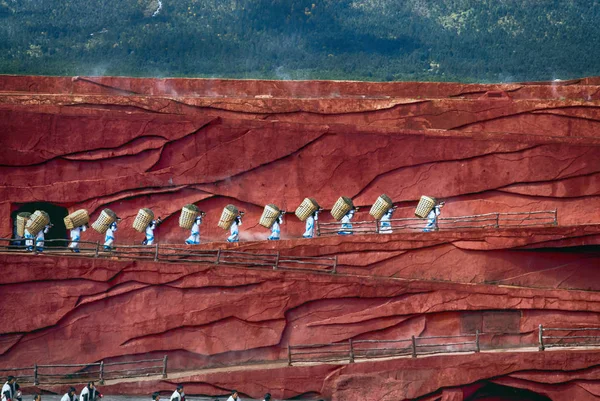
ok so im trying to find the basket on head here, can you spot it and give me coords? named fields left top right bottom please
left=331, top=196, right=354, bottom=221
left=92, top=209, right=118, bottom=234
left=218, top=204, right=239, bottom=230
left=369, top=194, right=393, bottom=220
left=64, top=209, right=89, bottom=230
left=133, top=208, right=155, bottom=233
left=259, top=204, right=281, bottom=228
left=179, top=204, right=200, bottom=229
left=16, top=212, right=32, bottom=237
left=25, top=210, right=50, bottom=236
left=295, top=198, right=320, bottom=222
left=415, top=196, right=436, bottom=218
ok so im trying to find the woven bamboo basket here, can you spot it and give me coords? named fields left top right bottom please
left=25, top=210, right=50, bottom=236
left=369, top=194, right=393, bottom=220
left=259, top=204, right=280, bottom=228
left=64, top=209, right=89, bottom=230
left=415, top=196, right=436, bottom=218
left=295, top=198, right=320, bottom=222
left=133, top=208, right=154, bottom=233
left=218, top=204, right=239, bottom=230
left=179, top=204, right=200, bottom=229
left=16, top=212, right=32, bottom=237
left=92, top=209, right=118, bottom=234
left=331, top=196, right=354, bottom=221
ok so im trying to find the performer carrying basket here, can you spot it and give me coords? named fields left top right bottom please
left=331, top=197, right=357, bottom=236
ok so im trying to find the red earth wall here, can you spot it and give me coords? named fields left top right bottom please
left=1, top=75, right=600, bottom=400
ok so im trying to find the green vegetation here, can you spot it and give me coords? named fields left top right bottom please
left=1, top=0, right=598, bottom=82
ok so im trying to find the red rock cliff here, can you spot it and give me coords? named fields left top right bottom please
left=1, top=75, right=600, bottom=401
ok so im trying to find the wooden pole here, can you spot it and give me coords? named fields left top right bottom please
left=34, top=364, right=38, bottom=385
left=411, top=336, right=417, bottom=358
left=332, top=255, right=337, bottom=274
left=99, top=361, right=104, bottom=384
left=215, top=249, right=221, bottom=264
left=349, top=339, right=355, bottom=363
left=274, top=251, right=280, bottom=270
left=287, top=345, right=292, bottom=366
left=162, top=355, right=168, bottom=378
left=539, top=324, right=545, bottom=351
left=94, top=241, right=100, bottom=258
left=154, top=243, right=159, bottom=262
left=475, top=330, right=480, bottom=353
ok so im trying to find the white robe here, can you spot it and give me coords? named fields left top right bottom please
left=144, top=220, right=158, bottom=245
left=268, top=216, right=283, bottom=240
left=170, top=391, right=182, bottom=401
left=35, top=225, right=51, bottom=250
left=104, top=222, right=118, bottom=248
left=69, top=225, right=87, bottom=249
left=423, top=206, right=442, bottom=232
left=338, top=210, right=355, bottom=235
left=60, top=393, right=75, bottom=401
left=303, top=212, right=319, bottom=238
left=185, top=217, right=202, bottom=245
left=227, top=218, right=242, bottom=242
left=1, top=382, right=13, bottom=401
left=379, top=209, right=394, bottom=234
left=80, top=386, right=97, bottom=401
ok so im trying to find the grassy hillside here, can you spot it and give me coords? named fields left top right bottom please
left=1, top=0, right=598, bottom=82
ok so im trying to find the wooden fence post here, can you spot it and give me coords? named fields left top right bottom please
left=162, top=355, right=168, bottom=378
left=274, top=251, right=280, bottom=270
left=287, top=345, right=292, bottom=366
left=33, top=364, right=38, bottom=386
left=475, top=330, right=480, bottom=353
left=316, top=220, right=321, bottom=237
left=553, top=210, right=558, bottom=226
left=349, top=339, right=355, bottom=363
left=99, top=361, right=104, bottom=384
left=538, top=324, right=545, bottom=351
left=411, top=336, right=417, bottom=358
left=215, top=249, right=221, bottom=265
left=495, top=213, right=500, bottom=228
left=375, top=220, right=380, bottom=234
left=332, top=255, right=337, bottom=274
left=94, top=241, right=100, bottom=258
left=154, top=243, right=159, bottom=262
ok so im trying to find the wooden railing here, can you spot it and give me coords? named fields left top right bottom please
left=0, top=356, right=167, bottom=385
left=0, top=239, right=337, bottom=273
left=538, top=325, right=600, bottom=350
left=288, top=333, right=482, bottom=365
left=317, top=210, right=558, bottom=236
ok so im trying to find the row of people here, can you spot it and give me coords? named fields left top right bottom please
left=160, top=385, right=269, bottom=401
left=16, top=200, right=445, bottom=251
left=2, top=378, right=99, bottom=401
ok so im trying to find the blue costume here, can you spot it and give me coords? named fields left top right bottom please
left=227, top=216, right=242, bottom=242
left=303, top=211, right=319, bottom=238
left=69, top=225, right=87, bottom=253
left=338, top=209, right=355, bottom=235
left=379, top=208, right=394, bottom=234
left=35, top=225, right=51, bottom=253
left=423, top=205, right=442, bottom=232
left=268, top=215, right=283, bottom=241
left=24, top=228, right=35, bottom=251
left=104, top=221, right=118, bottom=250
left=142, top=219, right=159, bottom=245
left=185, top=216, right=203, bottom=245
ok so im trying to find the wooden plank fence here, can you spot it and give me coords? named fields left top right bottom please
left=0, top=356, right=167, bottom=385
left=317, top=210, right=558, bottom=236
left=0, top=239, right=338, bottom=273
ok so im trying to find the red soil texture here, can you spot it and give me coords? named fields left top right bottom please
left=1, top=75, right=600, bottom=401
